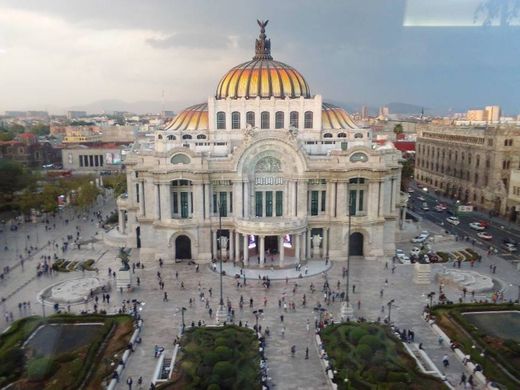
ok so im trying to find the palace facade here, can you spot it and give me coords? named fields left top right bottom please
left=111, top=22, right=403, bottom=264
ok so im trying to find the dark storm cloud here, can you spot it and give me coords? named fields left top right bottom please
left=1, top=0, right=520, bottom=113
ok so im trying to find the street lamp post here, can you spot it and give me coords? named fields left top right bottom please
left=214, top=190, right=227, bottom=324
left=253, top=309, right=263, bottom=332
left=427, top=292, right=436, bottom=308
left=181, top=307, right=186, bottom=333
left=387, top=299, right=395, bottom=324
left=341, top=189, right=354, bottom=321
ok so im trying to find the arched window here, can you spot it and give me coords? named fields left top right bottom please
left=246, top=111, right=255, bottom=127
left=354, top=132, right=363, bottom=138
left=231, top=112, right=240, bottom=129
left=290, top=111, right=299, bottom=128
left=304, top=111, right=313, bottom=128
left=167, top=135, right=175, bottom=141
left=261, top=111, right=270, bottom=129
left=216, top=111, right=226, bottom=129
left=323, top=133, right=333, bottom=138
left=182, top=134, right=192, bottom=140
left=275, top=111, right=284, bottom=129
left=157, top=134, right=163, bottom=140
left=196, top=134, right=206, bottom=139
left=337, top=132, right=347, bottom=138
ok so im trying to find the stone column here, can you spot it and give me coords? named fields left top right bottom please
left=329, top=181, right=336, bottom=217
left=155, top=184, right=161, bottom=220
left=279, top=235, right=285, bottom=266
left=118, top=210, right=124, bottom=232
left=259, top=235, right=265, bottom=266
left=323, top=228, right=328, bottom=259
left=295, top=233, right=301, bottom=262
left=306, top=228, right=311, bottom=260
left=138, top=182, right=144, bottom=216
left=192, top=183, right=203, bottom=220
left=229, top=230, right=235, bottom=261
left=160, top=183, right=171, bottom=221
left=400, top=205, right=407, bottom=230
left=235, top=231, right=240, bottom=263
left=243, top=234, right=249, bottom=264
left=297, top=180, right=308, bottom=218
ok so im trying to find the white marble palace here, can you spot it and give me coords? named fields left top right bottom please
left=112, top=21, right=403, bottom=265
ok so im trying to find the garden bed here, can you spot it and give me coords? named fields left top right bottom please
left=0, top=314, right=133, bottom=389
left=432, top=303, right=520, bottom=389
left=320, top=322, right=446, bottom=389
left=164, top=325, right=261, bottom=390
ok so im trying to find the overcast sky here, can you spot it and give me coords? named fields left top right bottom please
left=0, top=0, right=519, bottom=114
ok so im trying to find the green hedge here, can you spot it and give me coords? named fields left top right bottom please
left=27, top=357, right=58, bottom=381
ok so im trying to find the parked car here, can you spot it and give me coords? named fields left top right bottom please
left=469, top=222, right=486, bottom=231
left=477, top=232, right=492, bottom=240
left=446, top=216, right=460, bottom=225
left=411, top=232, right=430, bottom=243
left=417, top=196, right=425, bottom=201
left=503, top=243, right=517, bottom=252
left=435, top=204, right=447, bottom=212
left=410, top=247, right=421, bottom=257
left=503, top=238, right=518, bottom=246
left=395, top=249, right=411, bottom=264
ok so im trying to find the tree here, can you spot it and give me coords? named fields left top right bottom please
left=393, top=124, right=404, bottom=136
left=400, top=158, right=415, bottom=191
left=0, top=160, right=32, bottom=198
left=29, top=123, right=50, bottom=136
left=103, top=174, right=127, bottom=197
left=76, top=181, right=101, bottom=209
left=0, top=131, right=15, bottom=141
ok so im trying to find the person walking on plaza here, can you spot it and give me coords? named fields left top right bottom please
left=163, top=292, right=168, bottom=302
left=126, top=376, right=133, bottom=389
left=442, top=354, right=449, bottom=368
left=459, top=372, right=466, bottom=386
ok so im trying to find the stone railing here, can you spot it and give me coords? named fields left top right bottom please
left=235, top=217, right=307, bottom=235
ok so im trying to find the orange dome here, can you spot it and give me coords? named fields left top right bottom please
left=322, top=103, right=358, bottom=129
left=215, top=20, right=311, bottom=100
left=165, top=103, right=208, bottom=131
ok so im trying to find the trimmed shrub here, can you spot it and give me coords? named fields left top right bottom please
left=26, top=357, right=58, bottom=381
left=212, top=361, right=234, bottom=379
left=356, top=344, right=372, bottom=360
left=207, top=384, right=220, bottom=390
left=387, top=371, right=410, bottom=383
left=349, top=328, right=368, bottom=345
left=359, top=335, right=385, bottom=353
left=214, top=346, right=232, bottom=361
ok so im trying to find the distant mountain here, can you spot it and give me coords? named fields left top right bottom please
left=385, top=102, right=426, bottom=115
left=67, top=99, right=188, bottom=115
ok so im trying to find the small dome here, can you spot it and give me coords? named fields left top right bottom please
left=215, top=20, right=311, bottom=100
left=165, top=103, right=208, bottom=131
left=322, top=103, right=358, bottom=130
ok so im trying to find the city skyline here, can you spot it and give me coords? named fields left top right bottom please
left=0, top=0, right=520, bottom=114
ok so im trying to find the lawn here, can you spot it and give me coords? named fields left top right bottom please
left=0, top=314, right=134, bottom=390
left=432, top=303, right=520, bottom=389
left=320, top=322, right=446, bottom=389
left=165, top=325, right=260, bottom=390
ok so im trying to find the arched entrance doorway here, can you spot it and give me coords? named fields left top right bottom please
left=175, top=235, right=192, bottom=259
left=349, top=232, right=363, bottom=256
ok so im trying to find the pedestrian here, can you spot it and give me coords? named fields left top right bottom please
left=126, top=376, right=133, bottom=389
left=305, top=347, right=309, bottom=359
left=357, top=300, right=361, bottom=310
left=352, top=284, right=356, bottom=293
left=467, top=374, right=474, bottom=389
left=175, top=271, right=178, bottom=279
left=163, top=292, right=168, bottom=302
left=459, top=372, right=466, bottom=385
left=442, top=354, right=449, bottom=368
left=280, top=314, right=284, bottom=322
left=380, top=289, right=384, bottom=298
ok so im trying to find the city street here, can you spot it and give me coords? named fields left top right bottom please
left=407, top=183, right=520, bottom=264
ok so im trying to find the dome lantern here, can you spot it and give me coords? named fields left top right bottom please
left=215, top=20, right=311, bottom=100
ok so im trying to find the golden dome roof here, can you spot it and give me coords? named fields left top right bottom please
left=322, top=103, right=358, bottom=130
left=165, top=103, right=208, bottom=131
left=215, top=20, right=311, bottom=100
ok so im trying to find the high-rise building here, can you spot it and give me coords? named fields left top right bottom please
left=67, top=111, right=87, bottom=119
left=361, top=105, right=369, bottom=119
left=484, top=105, right=501, bottom=122
left=466, top=109, right=485, bottom=121
left=379, top=106, right=390, bottom=117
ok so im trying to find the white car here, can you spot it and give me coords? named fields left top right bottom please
left=469, top=222, right=486, bottom=231
left=446, top=216, right=460, bottom=226
left=410, top=247, right=421, bottom=257
left=411, top=232, right=429, bottom=243
left=477, top=232, right=492, bottom=240
left=395, top=249, right=411, bottom=264
left=504, top=243, right=517, bottom=252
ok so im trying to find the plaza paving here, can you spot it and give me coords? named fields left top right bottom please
left=1, top=204, right=519, bottom=390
